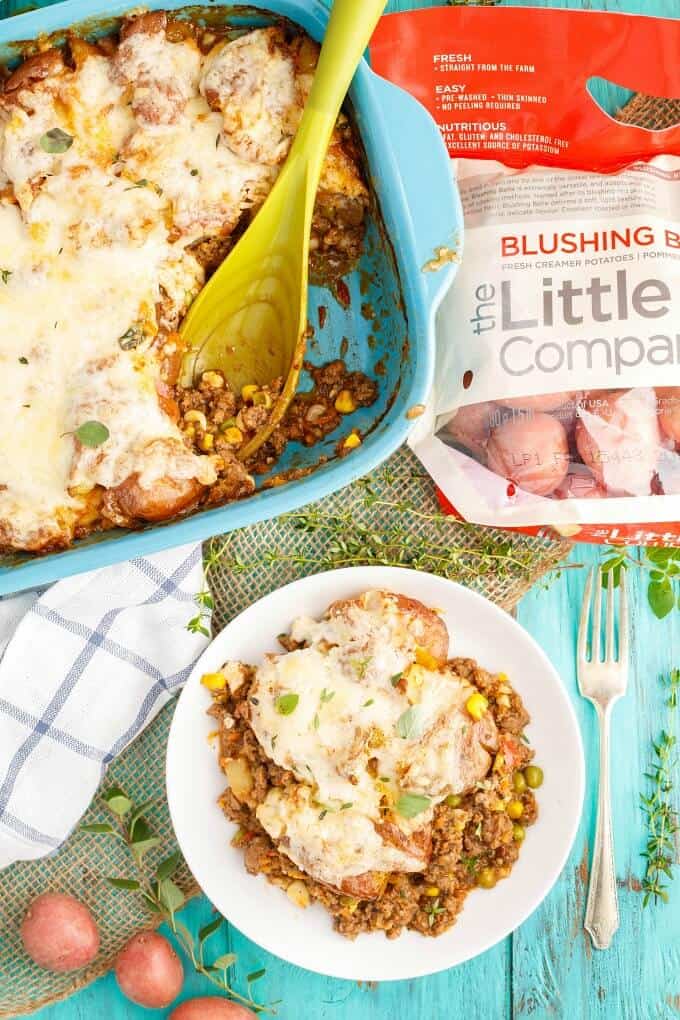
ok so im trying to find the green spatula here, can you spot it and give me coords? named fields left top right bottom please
left=179, top=0, right=387, bottom=461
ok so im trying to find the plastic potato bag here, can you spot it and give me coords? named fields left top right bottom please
left=371, top=6, right=680, bottom=545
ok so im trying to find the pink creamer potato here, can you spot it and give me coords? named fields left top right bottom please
left=170, top=999, right=257, bottom=1019
left=21, top=893, right=100, bottom=973
left=486, top=413, right=570, bottom=496
left=502, top=391, right=579, bottom=413
left=115, top=931, right=183, bottom=1008
left=554, top=468, right=607, bottom=500
left=445, top=401, right=498, bottom=460
left=575, top=388, right=661, bottom=496
left=657, top=387, right=680, bottom=444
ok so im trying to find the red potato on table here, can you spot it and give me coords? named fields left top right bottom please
left=170, top=999, right=257, bottom=1019
left=576, top=388, right=661, bottom=496
left=114, top=931, right=183, bottom=1008
left=21, top=892, right=100, bottom=973
left=554, top=468, right=607, bottom=501
left=486, top=413, right=570, bottom=496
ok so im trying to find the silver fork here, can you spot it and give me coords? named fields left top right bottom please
left=577, top=567, right=629, bottom=950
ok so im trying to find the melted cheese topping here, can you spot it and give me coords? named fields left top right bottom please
left=200, top=28, right=300, bottom=166
left=239, top=592, right=498, bottom=890
left=0, top=22, right=356, bottom=552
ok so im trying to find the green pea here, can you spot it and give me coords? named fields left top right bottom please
left=512, top=770, right=527, bottom=794
left=512, top=823, right=526, bottom=843
left=445, top=794, right=462, bottom=808
left=477, top=867, right=497, bottom=890
left=524, top=765, right=544, bottom=789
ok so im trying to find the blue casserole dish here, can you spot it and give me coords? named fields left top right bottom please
left=0, top=0, right=462, bottom=595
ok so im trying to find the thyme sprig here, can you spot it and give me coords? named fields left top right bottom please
left=82, top=788, right=276, bottom=1013
left=187, top=537, right=233, bottom=637
left=641, top=670, right=680, bottom=906
left=186, top=475, right=544, bottom=634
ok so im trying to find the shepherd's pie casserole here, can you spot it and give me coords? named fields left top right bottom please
left=0, top=11, right=370, bottom=553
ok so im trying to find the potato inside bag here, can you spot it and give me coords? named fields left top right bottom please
left=371, top=6, right=680, bottom=545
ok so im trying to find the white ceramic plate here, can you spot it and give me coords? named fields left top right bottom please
left=167, top=566, right=584, bottom=981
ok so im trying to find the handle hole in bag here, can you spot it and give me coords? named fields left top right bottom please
left=587, top=75, right=680, bottom=132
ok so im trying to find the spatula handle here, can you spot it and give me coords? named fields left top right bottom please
left=292, top=0, right=387, bottom=172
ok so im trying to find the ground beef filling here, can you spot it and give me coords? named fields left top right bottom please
left=176, top=359, right=378, bottom=486
left=208, top=658, right=538, bottom=940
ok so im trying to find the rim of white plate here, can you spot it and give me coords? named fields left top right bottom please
left=167, top=566, right=585, bottom=982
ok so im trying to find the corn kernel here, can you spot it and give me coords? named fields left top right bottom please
left=498, top=672, right=508, bottom=682
left=241, top=384, right=258, bottom=403
left=343, top=433, right=362, bottom=450
left=184, top=424, right=196, bottom=439
left=184, top=410, right=207, bottom=429
left=201, top=370, right=225, bottom=389
left=425, top=886, right=440, bottom=898
left=199, top=432, right=214, bottom=451
left=335, top=389, right=357, bottom=414
left=415, top=645, right=439, bottom=670
left=201, top=672, right=226, bottom=691
left=286, top=880, right=310, bottom=909
left=253, top=390, right=273, bottom=409
left=465, top=691, right=489, bottom=721
left=223, top=426, right=243, bottom=446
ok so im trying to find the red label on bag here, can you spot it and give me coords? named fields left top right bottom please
left=371, top=6, right=680, bottom=172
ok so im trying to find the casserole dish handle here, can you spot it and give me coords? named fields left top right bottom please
left=367, top=73, right=463, bottom=312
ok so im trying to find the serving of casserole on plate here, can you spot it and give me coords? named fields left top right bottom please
left=0, top=0, right=461, bottom=594
left=205, top=588, right=543, bottom=940
left=167, top=567, right=584, bottom=979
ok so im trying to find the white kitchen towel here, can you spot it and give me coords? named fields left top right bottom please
left=0, top=544, right=211, bottom=868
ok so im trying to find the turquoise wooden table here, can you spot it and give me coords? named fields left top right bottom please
left=6, top=0, right=677, bottom=1016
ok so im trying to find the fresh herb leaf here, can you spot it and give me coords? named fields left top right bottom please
left=198, top=917, right=224, bottom=947
left=319, top=688, right=335, bottom=704
left=40, top=127, right=73, bottom=154
left=247, top=968, right=266, bottom=983
left=362, top=698, right=375, bottom=708
left=340, top=802, right=353, bottom=810
left=318, top=809, right=327, bottom=820
left=395, top=792, right=431, bottom=819
left=275, top=693, right=299, bottom=716
left=75, top=420, right=109, bottom=448
left=190, top=168, right=199, bottom=176
left=0, top=269, right=11, bottom=284
left=158, top=877, right=185, bottom=916
left=391, top=672, right=403, bottom=687
left=352, top=657, right=371, bottom=678
left=80, top=822, right=115, bottom=834
left=214, top=953, right=237, bottom=971
left=107, top=877, right=140, bottom=891
left=125, top=178, right=150, bottom=190
left=396, top=706, right=424, bottom=740
left=118, top=325, right=143, bottom=351
left=649, top=578, right=675, bottom=620
left=103, top=787, right=132, bottom=816
left=18, top=357, right=28, bottom=365
left=312, top=712, right=320, bottom=730
left=156, top=851, right=182, bottom=882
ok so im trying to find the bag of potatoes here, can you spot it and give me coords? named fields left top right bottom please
left=372, top=5, right=680, bottom=545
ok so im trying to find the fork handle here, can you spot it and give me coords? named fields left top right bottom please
left=584, top=702, right=620, bottom=950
